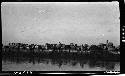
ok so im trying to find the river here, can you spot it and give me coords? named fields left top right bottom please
left=2, top=56, right=120, bottom=71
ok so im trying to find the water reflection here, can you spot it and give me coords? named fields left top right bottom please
left=2, top=56, right=120, bottom=71
left=88, top=60, right=116, bottom=70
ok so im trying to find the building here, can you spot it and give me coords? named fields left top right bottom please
left=98, top=43, right=107, bottom=50
left=106, top=40, right=115, bottom=51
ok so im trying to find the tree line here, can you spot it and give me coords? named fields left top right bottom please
left=2, top=41, right=120, bottom=53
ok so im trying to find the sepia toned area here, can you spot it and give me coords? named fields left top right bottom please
left=2, top=2, right=120, bottom=71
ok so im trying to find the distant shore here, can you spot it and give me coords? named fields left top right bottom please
left=2, top=48, right=120, bottom=61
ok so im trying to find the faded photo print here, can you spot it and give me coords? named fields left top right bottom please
left=2, top=2, right=120, bottom=71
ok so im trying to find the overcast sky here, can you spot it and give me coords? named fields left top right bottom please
left=1, top=2, right=120, bottom=46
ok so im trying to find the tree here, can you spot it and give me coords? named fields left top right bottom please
left=89, top=45, right=98, bottom=50
left=84, top=44, right=88, bottom=50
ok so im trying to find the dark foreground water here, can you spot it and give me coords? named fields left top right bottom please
left=2, top=57, right=120, bottom=71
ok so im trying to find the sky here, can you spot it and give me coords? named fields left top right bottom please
left=1, top=2, right=120, bottom=46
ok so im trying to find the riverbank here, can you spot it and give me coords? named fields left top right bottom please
left=2, top=48, right=120, bottom=61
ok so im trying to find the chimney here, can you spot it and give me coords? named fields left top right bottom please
left=106, top=40, right=109, bottom=50
left=107, top=40, right=108, bottom=44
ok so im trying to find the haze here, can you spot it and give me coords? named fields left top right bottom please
left=1, top=2, right=120, bottom=46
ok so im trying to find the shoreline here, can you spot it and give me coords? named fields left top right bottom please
left=2, top=49, right=120, bottom=61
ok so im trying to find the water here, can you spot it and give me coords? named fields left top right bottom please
left=2, top=57, right=120, bottom=71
